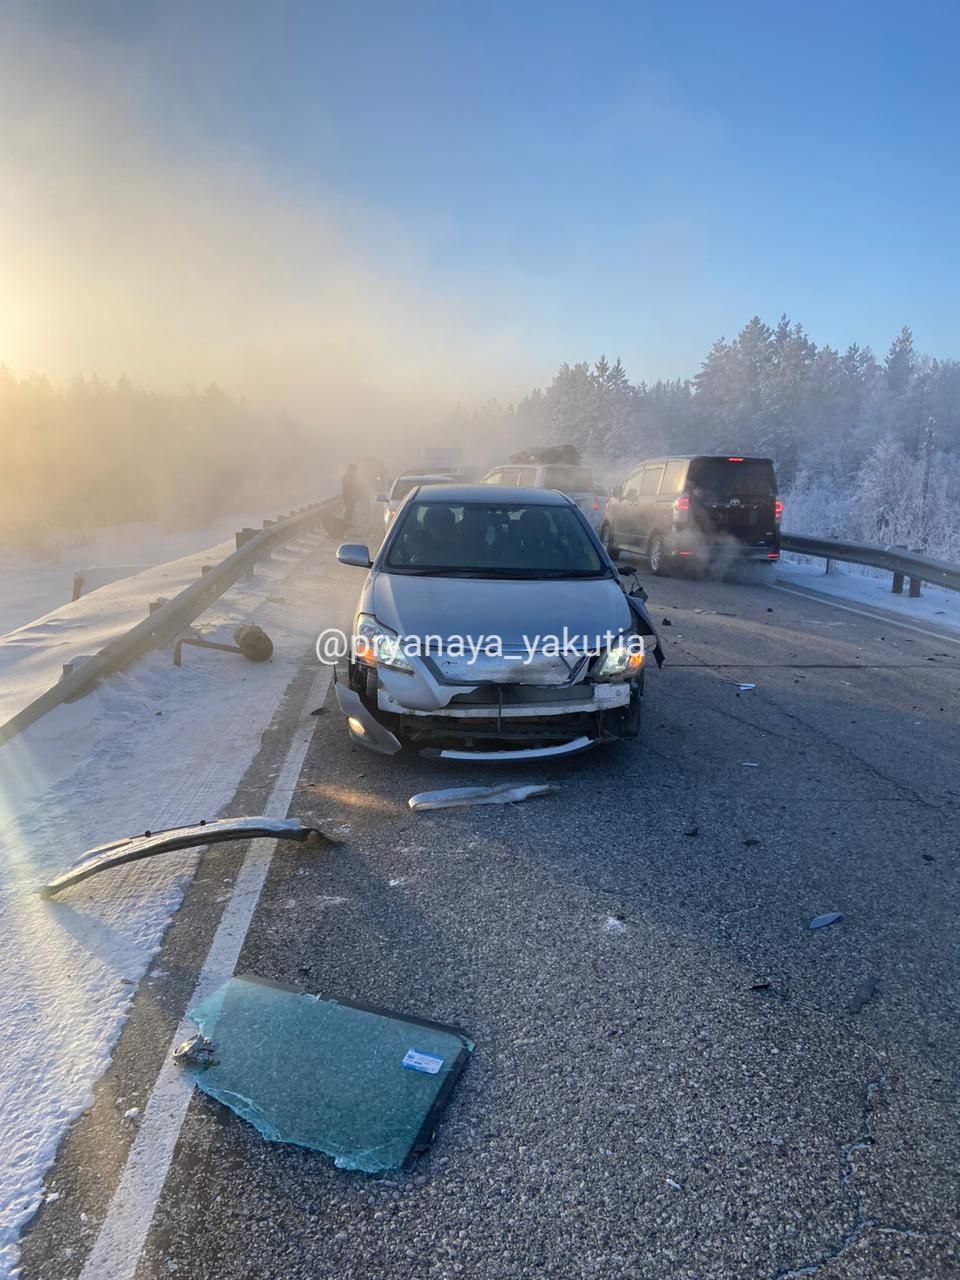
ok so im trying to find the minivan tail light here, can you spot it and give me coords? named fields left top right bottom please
left=728, top=456, right=744, bottom=462
left=775, top=499, right=783, bottom=521
left=675, top=494, right=690, bottom=512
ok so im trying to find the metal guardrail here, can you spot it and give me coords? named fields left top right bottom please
left=781, top=533, right=960, bottom=596
left=0, top=500, right=337, bottom=748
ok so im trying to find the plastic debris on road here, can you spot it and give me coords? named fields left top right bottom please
left=180, top=975, right=473, bottom=1172
left=847, top=975, right=879, bottom=1013
left=40, top=816, right=341, bottom=897
left=736, top=683, right=756, bottom=691
left=408, top=783, right=559, bottom=812
left=809, top=912, right=844, bottom=930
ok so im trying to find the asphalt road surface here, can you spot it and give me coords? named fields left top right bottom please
left=21, top=558, right=960, bottom=1280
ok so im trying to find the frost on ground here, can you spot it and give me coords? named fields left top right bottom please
left=0, top=510, right=322, bottom=729
left=777, top=560, right=960, bottom=636
left=0, top=529, right=341, bottom=1278
left=0, top=510, right=303, bottom=639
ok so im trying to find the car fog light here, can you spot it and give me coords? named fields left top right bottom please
left=347, top=716, right=366, bottom=735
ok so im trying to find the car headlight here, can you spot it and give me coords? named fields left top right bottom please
left=593, top=635, right=645, bottom=681
left=355, top=613, right=413, bottom=673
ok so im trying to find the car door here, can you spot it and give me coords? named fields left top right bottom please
left=635, top=462, right=666, bottom=544
left=616, top=468, right=644, bottom=545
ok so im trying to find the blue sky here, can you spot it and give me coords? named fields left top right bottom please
left=21, top=0, right=960, bottom=389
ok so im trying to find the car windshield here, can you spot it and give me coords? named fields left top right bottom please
left=542, top=465, right=594, bottom=493
left=384, top=501, right=606, bottom=577
left=688, top=458, right=776, bottom=499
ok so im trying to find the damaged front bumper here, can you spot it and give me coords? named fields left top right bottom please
left=336, top=666, right=640, bottom=761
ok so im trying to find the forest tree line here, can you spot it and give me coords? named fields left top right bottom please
left=3, top=315, right=959, bottom=560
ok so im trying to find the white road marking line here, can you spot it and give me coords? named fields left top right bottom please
left=79, top=665, right=331, bottom=1280
left=772, top=584, right=960, bottom=647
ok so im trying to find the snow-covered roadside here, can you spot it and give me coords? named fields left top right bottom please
left=777, top=558, right=960, bottom=635
left=0, top=534, right=345, bottom=1278
left=0, top=506, right=320, bottom=638
left=0, top=537, right=257, bottom=731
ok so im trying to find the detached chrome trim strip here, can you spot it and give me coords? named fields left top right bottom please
left=421, top=735, right=596, bottom=762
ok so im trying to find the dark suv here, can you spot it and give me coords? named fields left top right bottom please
left=601, top=455, right=781, bottom=574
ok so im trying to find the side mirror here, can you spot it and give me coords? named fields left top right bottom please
left=375, top=493, right=387, bottom=503
left=617, top=564, right=634, bottom=577
left=337, top=543, right=373, bottom=568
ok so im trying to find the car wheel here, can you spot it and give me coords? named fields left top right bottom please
left=600, top=523, right=620, bottom=558
left=648, top=533, right=668, bottom=576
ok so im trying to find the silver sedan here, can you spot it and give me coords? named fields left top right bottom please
left=335, top=485, right=663, bottom=762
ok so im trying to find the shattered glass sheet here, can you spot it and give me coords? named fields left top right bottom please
left=184, top=975, right=472, bottom=1172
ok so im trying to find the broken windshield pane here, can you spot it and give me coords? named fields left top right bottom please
left=182, top=975, right=472, bottom=1173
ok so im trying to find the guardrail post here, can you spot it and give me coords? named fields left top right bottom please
left=71, top=573, right=84, bottom=602
left=909, top=548, right=923, bottom=597
left=235, top=528, right=257, bottom=550
left=892, top=545, right=906, bottom=593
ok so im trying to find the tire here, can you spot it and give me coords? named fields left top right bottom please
left=648, top=533, right=668, bottom=576
left=600, top=523, right=621, bottom=559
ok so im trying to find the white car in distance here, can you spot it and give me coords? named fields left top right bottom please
left=378, top=473, right=455, bottom=529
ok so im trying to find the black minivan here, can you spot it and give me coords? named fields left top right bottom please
left=601, top=455, right=781, bottom=574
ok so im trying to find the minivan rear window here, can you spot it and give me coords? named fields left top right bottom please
left=688, top=458, right=776, bottom=498
left=542, top=465, right=593, bottom=492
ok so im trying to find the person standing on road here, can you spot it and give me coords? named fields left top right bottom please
left=341, top=462, right=359, bottom=524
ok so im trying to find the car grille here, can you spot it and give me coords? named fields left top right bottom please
left=428, top=645, right=590, bottom=687
left=448, top=684, right=588, bottom=706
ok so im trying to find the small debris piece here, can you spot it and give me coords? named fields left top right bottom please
left=408, top=784, right=559, bottom=812
left=683, top=826, right=699, bottom=838
left=737, top=683, right=756, bottom=692
left=750, top=980, right=771, bottom=991
left=809, top=912, right=843, bottom=930
left=173, top=1033, right=219, bottom=1069
left=123, top=1108, right=139, bottom=1120
left=921, top=854, right=935, bottom=863
left=661, top=618, right=672, bottom=626
left=743, top=837, right=761, bottom=847
left=309, top=706, right=327, bottom=716
left=604, top=916, right=627, bottom=933
left=847, top=975, right=879, bottom=1014
left=665, top=1178, right=682, bottom=1192
left=766, top=607, right=773, bottom=613
left=742, top=762, right=759, bottom=768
